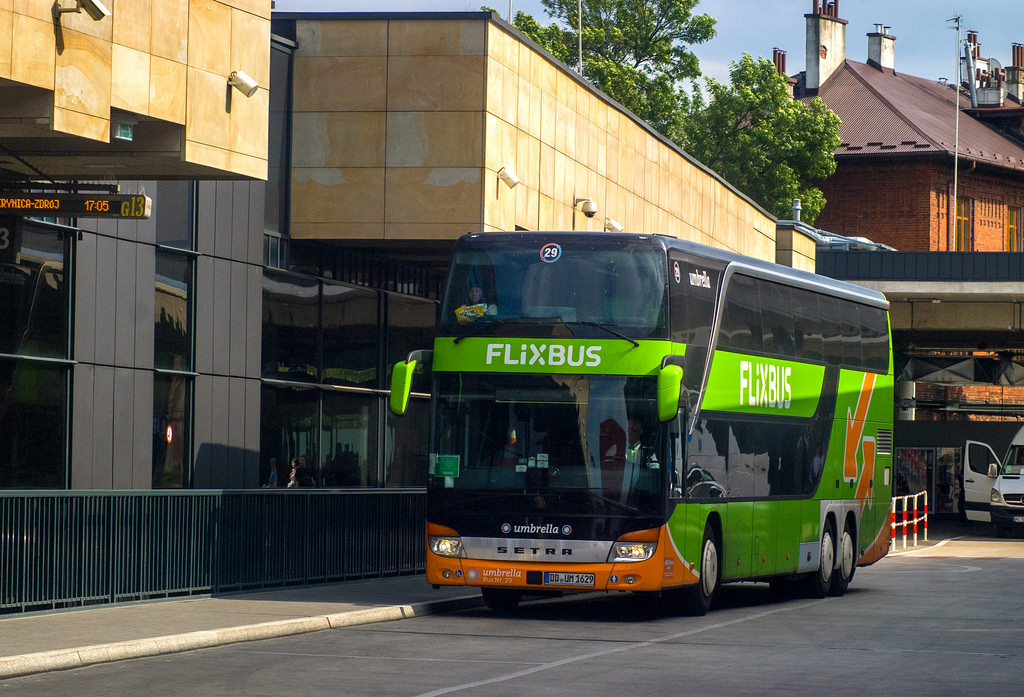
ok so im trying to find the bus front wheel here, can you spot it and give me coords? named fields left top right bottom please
left=805, top=522, right=835, bottom=599
left=683, top=523, right=720, bottom=616
left=481, top=588, right=522, bottom=614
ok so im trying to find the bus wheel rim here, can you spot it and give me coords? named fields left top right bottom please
left=701, top=539, right=718, bottom=596
left=820, top=531, right=834, bottom=582
left=840, top=530, right=854, bottom=578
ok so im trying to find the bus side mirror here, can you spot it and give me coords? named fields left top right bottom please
left=389, top=349, right=432, bottom=416
left=657, top=364, right=683, bottom=422
left=988, top=463, right=1000, bottom=478
left=390, top=360, right=416, bottom=416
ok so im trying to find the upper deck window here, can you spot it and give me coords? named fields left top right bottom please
left=441, top=237, right=667, bottom=340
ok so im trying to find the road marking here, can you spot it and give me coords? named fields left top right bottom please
left=413, top=599, right=829, bottom=697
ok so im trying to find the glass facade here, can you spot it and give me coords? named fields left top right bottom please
left=154, top=250, right=193, bottom=371
left=260, top=269, right=437, bottom=488
left=152, top=181, right=195, bottom=489
left=152, top=372, right=191, bottom=488
left=0, top=221, right=70, bottom=488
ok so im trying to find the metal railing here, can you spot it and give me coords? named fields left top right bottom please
left=890, top=491, right=928, bottom=550
left=0, top=489, right=426, bottom=615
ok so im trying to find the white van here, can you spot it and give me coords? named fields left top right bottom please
left=964, top=429, right=1024, bottom=535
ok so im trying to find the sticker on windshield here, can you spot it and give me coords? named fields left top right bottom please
left=433, top=454, right=460, bottom=477
left=540, top=243, right=562, bottom=263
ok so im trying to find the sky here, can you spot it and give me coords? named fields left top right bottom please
left=272, top=0, right=1023, bottom=86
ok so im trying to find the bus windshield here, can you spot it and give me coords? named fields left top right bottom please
left=430, top=373, right=665, bottom=514
left=440, top=236, right=667, bottom=339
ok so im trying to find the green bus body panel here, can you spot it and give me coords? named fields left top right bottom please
left=701, top=351, right=825, bottom=418
left=432, top=337, right=684, bottom=376
left=667, top=364, right=894, bottom=584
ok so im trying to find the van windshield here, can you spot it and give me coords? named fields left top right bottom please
left=1001, top=445, right=1024, bottom=475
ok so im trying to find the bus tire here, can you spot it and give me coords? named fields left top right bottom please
left=829, top=517, right=856, bottom=597
left=683, top=523, right=720, bottom=616
left=481, top=588, right=522, bottom=614
left=805, top=521, right=835, bottom=599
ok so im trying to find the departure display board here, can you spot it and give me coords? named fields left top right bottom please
left=0, top=193, right=152, bottom=219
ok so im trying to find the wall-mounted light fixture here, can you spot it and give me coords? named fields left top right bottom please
left=574, top=196, right=598, bottom=218
left=227, top=70, right=259, bottom=98
left=497, top=166, right=520, bottom=189
left=55, top=0, right=110, bottom=21
left=605, top=218, right=623, bottom=232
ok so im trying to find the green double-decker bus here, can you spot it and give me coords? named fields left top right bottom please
left=391, top=232, right=893, bottom=614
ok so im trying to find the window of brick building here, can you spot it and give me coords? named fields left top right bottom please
left=1007, top=206, right=1021, bottom=252
left=955, top=197, right=973, bottom=251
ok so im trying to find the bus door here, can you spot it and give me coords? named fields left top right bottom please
left=963, top=440, right=999, bottom=522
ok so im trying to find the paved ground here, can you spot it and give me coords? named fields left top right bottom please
left=0, top=516, right=1016, bottom=680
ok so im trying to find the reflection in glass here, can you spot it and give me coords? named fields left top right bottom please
left=387, top=294, right=436, bottom=395
left=154, top=181, right=195, bottom=249
left=154, top=251, right=192, bottom=371
left=260, top=385, right=318, bottom=483
left=0, top=360, right=67, bottom=488
left=262, top=271, right=318, bottom=382
left=321, top=392, right=378, bottom=487
left=322, top=283, right=378, bottom=387
left=152, top=373, right=191, bottom=488
left=386, top=397, right=429, bottom=487
left=0, top=225, right=67, bottom=358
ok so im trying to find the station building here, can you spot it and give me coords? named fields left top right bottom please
left=0, top=7, right=808, bottom=496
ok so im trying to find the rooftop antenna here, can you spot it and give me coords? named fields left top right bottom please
left=947, top=14, right=962, bottom=251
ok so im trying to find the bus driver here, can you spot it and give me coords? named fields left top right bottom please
left=455, top=285, right=497, bottom=324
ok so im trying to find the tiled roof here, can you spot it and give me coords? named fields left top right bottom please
left=810, top=60, right=1024, bottom=171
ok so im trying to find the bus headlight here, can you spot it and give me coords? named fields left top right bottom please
left=429, top=536, right=464, bottom=557
left=991, top=488, right=1004, bottom=504
left=609, top=542, right=656, bottom=562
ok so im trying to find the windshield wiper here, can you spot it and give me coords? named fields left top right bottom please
left=452, top=317, right=581, bottom=344
left=567, top=321, right=640, bottom=347
left=452, top=318, right=517, bottom=344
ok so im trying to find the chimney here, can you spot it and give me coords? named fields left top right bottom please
left=773, top=48, right=787, bottom=76
left=867, top=24, right=895, bottom=71
left=967, top=31, right=980, bottom=59
left=805, top=0, right=848, bottom=93
left=1007, top=43, right=1024, bottom=101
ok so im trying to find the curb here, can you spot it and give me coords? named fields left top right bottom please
left=0, top=594, right=484, bottom=680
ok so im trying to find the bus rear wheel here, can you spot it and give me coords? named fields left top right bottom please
left=805, top=522, right=835, bottom=599
left=682, top=523, right=720, bottom=616
left=829, top=518, right=856, bottom=597
left=481, top=588, right=522, bottom=614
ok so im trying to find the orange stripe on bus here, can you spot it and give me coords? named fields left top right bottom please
left=844, top=372, right=876, bottom=480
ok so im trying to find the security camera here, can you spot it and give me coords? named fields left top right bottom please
left=497, top=166, right=520, bottom=189
left=575, top=197, right=598, bottom=218
left=55, top=0, right=110, bottom=21
left=227, top=70, right=260, bottom=98
left=80, top=0, right=111, bottom=21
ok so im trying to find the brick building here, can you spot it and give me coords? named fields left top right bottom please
left=791, top=2, right=1024, bottom=253
left=784, top=2, right=1024, bottom=428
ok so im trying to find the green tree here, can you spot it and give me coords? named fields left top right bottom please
left=513, top=0, right=715, bottom=143
left=681, top=54, right=841, bottom=223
